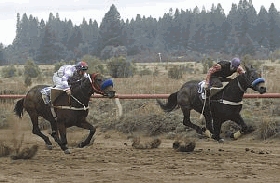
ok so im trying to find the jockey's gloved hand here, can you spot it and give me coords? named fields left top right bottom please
left=65, top=88, right=71, bottom=95
left=204, top=83, right=209, bottom=90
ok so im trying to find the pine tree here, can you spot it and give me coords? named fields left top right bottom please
left=37, top=25, right=59, bottom=64
left=98, top=4, right=124, bottom=55
left=268, top=3, right=280, bottom=51
left=0, top=43, right=6, bottom=65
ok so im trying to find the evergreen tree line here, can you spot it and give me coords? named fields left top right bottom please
left=1, top=0, right=280, bottom=65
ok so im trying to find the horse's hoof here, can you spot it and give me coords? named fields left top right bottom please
left=203, top=129, right=212, bottom=138
left=233, top=131, right=242, bottom=140
left=45, top=144, right=53, bottom=150
left=64, top=149, right=71, bottom=154
left=218, top=139, right=225, bottom=143
left=78, top=143, right=84, bottom=148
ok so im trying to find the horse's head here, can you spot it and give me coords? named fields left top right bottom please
left=244, top=65, right=266, bottom=94
left=89, top=73, right=115, bottom=98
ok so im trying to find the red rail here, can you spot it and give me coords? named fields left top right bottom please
left=0, top=93, right=280, bottom=99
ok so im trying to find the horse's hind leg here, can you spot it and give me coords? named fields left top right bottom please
left=27, top=112, right=53, bottom=149
left=44, top=115, right=62, bottom=147
left=181, top=107, right=203, bottom=134
left=56, top=122, right=70, bottom=154
left=77, top=120, right=96, bottom=148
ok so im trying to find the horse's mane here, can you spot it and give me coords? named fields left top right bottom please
left=182, top=80, right=201, bottom=87
left=68, top=73, right=84, bottom=86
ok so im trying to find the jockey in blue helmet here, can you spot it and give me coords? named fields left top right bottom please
left=205, top=58, right=245, bottom=89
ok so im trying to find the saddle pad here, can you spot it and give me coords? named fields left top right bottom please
left=40, top=87, right=52, bottom=95
left=197, top=81, right=205, bottom=93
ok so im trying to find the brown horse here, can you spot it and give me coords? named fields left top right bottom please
left=14, top=73, right=115, bottom=154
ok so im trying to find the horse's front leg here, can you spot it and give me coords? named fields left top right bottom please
left=230, top=114, right=254, bottom=140
left=211, top=118, right=224, bottom=143
left=77, top=120, right=96, bottom=148
left=57, top=122, right=70, bottom=154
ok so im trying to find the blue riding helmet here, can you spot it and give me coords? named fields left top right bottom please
left=101, top=79, right=114, bottom=90
left=230, top=58, right=241, bottom=69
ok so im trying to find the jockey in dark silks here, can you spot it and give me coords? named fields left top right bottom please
left=204, top=58, right=245, bottom=90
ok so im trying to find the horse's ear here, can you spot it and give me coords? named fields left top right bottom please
left=244, top=64, right=249, bottom=71
left=90, top=73, right=97, bottom=80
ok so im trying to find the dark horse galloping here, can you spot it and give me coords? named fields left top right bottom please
left=14, top=73, right=115, bottom=154
left=157, top=65, right=266, bottom=142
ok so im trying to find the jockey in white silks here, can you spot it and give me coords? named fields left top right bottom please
left=41, top=61, right=88, bottom=104
left=53, top=61, right=88, bottom=94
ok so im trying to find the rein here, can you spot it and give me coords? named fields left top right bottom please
left=70, top=94, right=88, bottom=109
left=210, top=74, right=248, bottom=106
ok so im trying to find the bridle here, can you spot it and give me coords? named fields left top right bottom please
left=64, top=73, right=105, bottom=109
left=89, top=73, right=105, bottom=95
left=237, top=70, right=265, bottom=92
left=207, top=67, right=265, bottom=107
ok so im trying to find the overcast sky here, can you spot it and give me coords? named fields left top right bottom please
left=0, top=0, right=279, bottom=46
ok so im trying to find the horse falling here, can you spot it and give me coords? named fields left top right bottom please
left=14, top=73, right=115, bottom=154
left=157, top=65, right=266, bottom=142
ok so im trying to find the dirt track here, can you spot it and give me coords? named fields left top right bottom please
left=0, top=128, right=280, bottom=183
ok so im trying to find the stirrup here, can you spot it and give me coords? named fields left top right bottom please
left=201, top=93, right=206, bottom=100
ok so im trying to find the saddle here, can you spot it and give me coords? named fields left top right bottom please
left=50, top=88, right=65, bottom=104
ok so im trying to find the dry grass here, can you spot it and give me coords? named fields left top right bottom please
left=10, top=144, right=39, bottom=160
left=131, top=136, right=161, bottom=149
left=172, top=135, right=196, bottom=152
left=0, top=100, right=39, bottom=159
left=0, top=134, right=39, bottom=159
left=262, top=64, right=280, bottom=92
left=0, top=142, right=12, bottom=157
left=258, top=117, right=279, bottom=140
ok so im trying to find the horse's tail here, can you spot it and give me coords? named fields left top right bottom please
left=14, top=98, right=25, bottom=118
left=156, top=92, right=178, bottom=112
